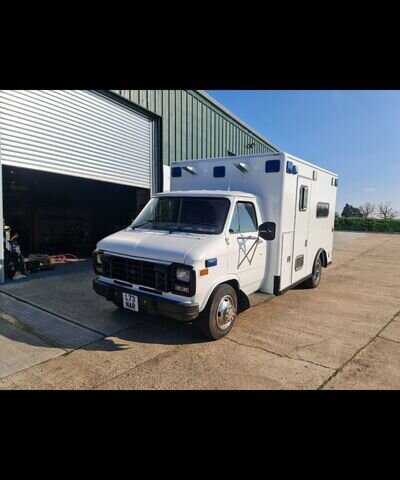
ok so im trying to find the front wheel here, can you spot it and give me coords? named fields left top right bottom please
left=304, top=254, right=322, bottom=288
left=197, top=284, right=237, bottom=340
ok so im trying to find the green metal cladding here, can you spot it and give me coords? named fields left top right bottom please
left=111, top=90, right=279, bottom=165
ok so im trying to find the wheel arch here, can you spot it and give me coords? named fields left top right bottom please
left=224, top=278, right=240, bottom=294
left=199, top=275, right=240, bottom=312
left=316, top=248, right=328, bottom=268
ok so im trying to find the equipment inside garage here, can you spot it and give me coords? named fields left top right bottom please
left=0, top=89, right=161, bottom=283
left=2, top=165, right=149, bottom=256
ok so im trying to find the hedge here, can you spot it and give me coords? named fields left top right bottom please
left=335, top=217, right=400, bottom=233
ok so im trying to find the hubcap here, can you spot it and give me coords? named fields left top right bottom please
left=216, top=295, right=236, bottom=330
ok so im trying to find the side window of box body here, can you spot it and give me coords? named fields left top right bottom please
left=316, top=202, right=330, bottom=218
left=299, top=186, right=309, bottom=211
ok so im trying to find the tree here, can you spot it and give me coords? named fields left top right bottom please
left=359, top=202, right=375, bottom=218
left=341, top=203, right=362, bottom=218
left=378, top=202, right=397, bottom=220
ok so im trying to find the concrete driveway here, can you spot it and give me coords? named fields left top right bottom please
left=0, top=231, right=399, bottom=389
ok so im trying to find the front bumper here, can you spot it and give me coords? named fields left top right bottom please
left=93, top=278, right=199, bottom=322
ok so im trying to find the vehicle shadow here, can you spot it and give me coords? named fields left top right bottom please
left=98, top=290, right=261, bottom=350
left=237, top=290, right=251, bottom=313
left=293, top=282, right=311, bottom=290
left=0, top=304, right=208, bottom=359
left=1, top=262, right=251, bottom=361
left=1, top=282, right=257, bottom=358
left=97, top=310, right=208, bottom=349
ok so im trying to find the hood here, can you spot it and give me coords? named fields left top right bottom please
left=97, top=228, right=224, bottom=265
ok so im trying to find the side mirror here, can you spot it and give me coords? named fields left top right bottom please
left=259, top=221, right=276, bottom=240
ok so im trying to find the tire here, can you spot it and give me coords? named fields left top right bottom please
left=196, top=284, right=238, bottom=340
left=304, top=253, right=322, bottom=289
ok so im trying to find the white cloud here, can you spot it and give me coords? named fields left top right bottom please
left=364, top=187, right=376, bottom=193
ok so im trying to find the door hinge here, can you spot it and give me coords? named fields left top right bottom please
left=305, top=239, right=308, bottom=247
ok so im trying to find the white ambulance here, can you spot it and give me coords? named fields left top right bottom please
left=93, top=152, right=338, bottom=339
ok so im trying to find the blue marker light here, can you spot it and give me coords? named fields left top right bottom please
left=205, top=258, right=217, bottom=268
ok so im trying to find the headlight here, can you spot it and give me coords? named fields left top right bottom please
left=96, top=253, right=102, bottom=264
left=171, top=264, right=195, bottom=297
left=176, top=267, right=191, bottom=283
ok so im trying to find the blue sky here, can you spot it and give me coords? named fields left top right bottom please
left=206, top=90, right=400, bottom=215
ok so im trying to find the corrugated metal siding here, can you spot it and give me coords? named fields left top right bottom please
left=0, top=90, right=152, bottom=189
left=111, top=90, right=278, bottom=165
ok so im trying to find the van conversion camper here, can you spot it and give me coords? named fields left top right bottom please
left=93, top=152, right=338, bottom=339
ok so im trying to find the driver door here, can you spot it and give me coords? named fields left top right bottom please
left=226, top=201, right=266, bottom=294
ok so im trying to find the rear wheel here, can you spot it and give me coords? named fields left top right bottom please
left=197, top=284, right=237, bottom=340
left=304, top=254, right=322, bottom=288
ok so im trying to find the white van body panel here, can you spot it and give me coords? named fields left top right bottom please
left=170, top=152, right=337, bottom=295
left=95, top=152, right=337, bottom=316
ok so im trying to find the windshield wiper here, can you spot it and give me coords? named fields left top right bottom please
left=180, top=223, right=217, bottom=230
left=131, top=220, right=155, bottom=230
left=168, top=223, right=218, bottom=233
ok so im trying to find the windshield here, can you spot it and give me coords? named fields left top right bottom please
left=131, top=196, right=231, bottom=234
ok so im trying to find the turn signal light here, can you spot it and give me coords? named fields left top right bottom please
left=174, top=284, right=190, bottom=293
left=200, top=268, right=209, bottom=276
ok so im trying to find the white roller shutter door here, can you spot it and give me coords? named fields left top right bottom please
left=0, top=90, right=152, bottom=189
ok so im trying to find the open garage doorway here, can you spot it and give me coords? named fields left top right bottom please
left=2, top=165, right=149, bottom=261
left=0, top=90, right=162, bottom=284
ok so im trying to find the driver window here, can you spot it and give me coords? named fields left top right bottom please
left=229, top=202, right=258, bottom=234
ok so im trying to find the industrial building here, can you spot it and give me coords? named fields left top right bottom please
left=0, top=90, right=278, bottom=283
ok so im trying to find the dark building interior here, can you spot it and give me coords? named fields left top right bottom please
left=2, top=165, right=150, bottom=257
